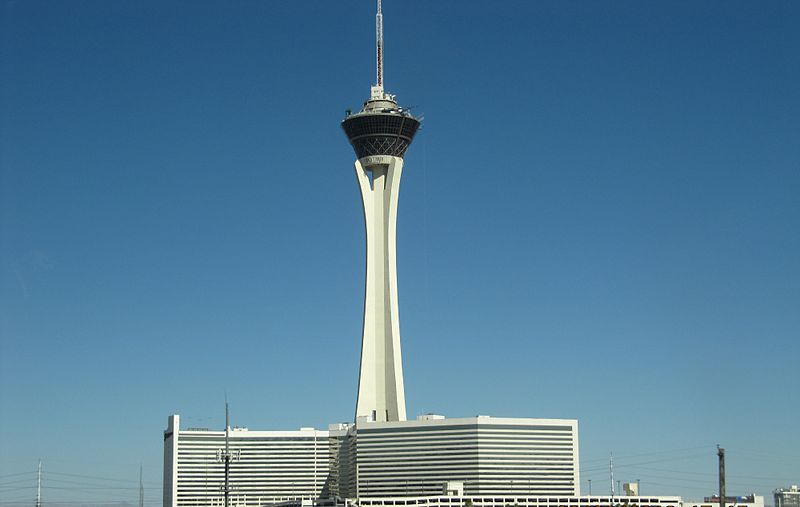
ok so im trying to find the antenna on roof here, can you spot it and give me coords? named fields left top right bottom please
left=376, top=0, right=384, bottom=88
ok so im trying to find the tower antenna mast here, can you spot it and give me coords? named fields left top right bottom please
left=376, top=0, right=384, bottom=88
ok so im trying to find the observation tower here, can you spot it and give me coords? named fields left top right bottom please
left=342, top=0, right=420, bottom=423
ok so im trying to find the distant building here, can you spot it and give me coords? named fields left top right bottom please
left=624, top=483, right=639, bottom=496
left=683, top=495, right=764, bottom=507
left=775, top=487, right=800, bottom=507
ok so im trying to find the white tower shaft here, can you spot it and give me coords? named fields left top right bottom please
left=354, top=157, right=406, bottom=422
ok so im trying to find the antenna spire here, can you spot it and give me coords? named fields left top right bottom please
left=376, top=0, right=384, bottom=88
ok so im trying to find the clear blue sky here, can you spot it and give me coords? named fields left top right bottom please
left=1, top=1, right=798, bottom=505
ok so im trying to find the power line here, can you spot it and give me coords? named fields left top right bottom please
left=42, top=478, right=154, bottom=488
left=580, top=445, right=716, bottom=464
left=0, top=472, right=37, bottom=479
left=625, top=464, right=797, bottom=482
left=735, top=447, right=800, bottom=460
left=45, top=471, right=160, bottom=486
left=42, top=486, right=142, bottom=491
left=617, top=471, right=777, bottom=491
left=0, top=502, right=162, bottom=506
left=581, top=452, right=711, bottom=473
left=0, top=478, right=37, bottom=486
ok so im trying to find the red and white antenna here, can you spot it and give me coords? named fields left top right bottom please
left=376, top=0, right=384, bottom=88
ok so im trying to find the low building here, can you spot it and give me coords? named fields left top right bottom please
left=775, top=487, right=800, bottom=507
left=273, top=495, right=681, bottom=507
left=350, top=494, right=681, bottom=507
left=623, top=484, right=639, bottom=497
left=682, top=495, right=764, bottom=507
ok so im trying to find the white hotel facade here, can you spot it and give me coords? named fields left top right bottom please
left=163, top=415, right=335, bottom=507
left=164, top=414, right=581, bottom=507
left=342, top=416, right=579, bottom=498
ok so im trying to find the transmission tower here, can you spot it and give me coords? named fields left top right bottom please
left=36, top=460, right=41, bottom=507
left=718, top=446, right=726, bottom=507
left=139, top=465, right=144, bottom=507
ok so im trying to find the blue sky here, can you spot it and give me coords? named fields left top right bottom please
left=1, top=0, right=798, bottom=504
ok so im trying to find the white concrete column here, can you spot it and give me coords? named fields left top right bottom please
left=354, top=155, right=407, bottom=422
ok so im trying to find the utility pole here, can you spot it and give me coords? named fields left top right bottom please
left=637, top=479, right=640, bottom=496
left=610, top=454, right=615, bottom=498
left=225, top=403, right=230, bottom=507
left=139, top=465, right=144, bottom=507
left=718, top=446, right=726, bottom=507
left=36, top=460, right=41, bottom=507
left=588, top=479, right=592, bottom=495
left=217, top=402, right=239, bottom=507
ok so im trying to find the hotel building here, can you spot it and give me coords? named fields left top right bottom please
left=163, top=415, right=334, bottom=507
left=344, top=415, right=579, bottom=498
left=164, top=414, right=580, bottom=507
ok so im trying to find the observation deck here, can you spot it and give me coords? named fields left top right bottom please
left=342, top=87, right=420, bottom=160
